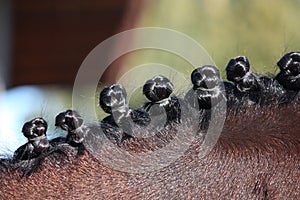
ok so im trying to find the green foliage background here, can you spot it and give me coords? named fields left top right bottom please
left=4, top=0, right=300, bottom=137
left=123, top=0, right=300, bottom=79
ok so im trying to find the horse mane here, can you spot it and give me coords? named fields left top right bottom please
left=0, top=52, right=300, bottom=199
left=0, top=98, right=299, bottom=199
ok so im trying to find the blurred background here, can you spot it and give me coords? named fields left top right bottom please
left=0, top=0, right=300, bottom=155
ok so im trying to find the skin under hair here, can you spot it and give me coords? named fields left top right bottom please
left=0, top=53, right=299, bottom=199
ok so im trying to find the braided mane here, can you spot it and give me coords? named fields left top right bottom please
left=0, top=52, right=299, bottom=199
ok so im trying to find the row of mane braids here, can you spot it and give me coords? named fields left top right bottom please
left=2, top=51, right=300, bottom=177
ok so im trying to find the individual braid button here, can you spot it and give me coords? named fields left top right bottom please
left=185, top=65, right=225, bottom=131
left=143, top=75, right=181, bottom=126
left=12, top=117, right=66, bottom=176
left=13, top=117, right=50, bottom=161
left=185, top=65, right=225, bottom=110
left=226, top=56, right=250, bottom=84
left=276, top=52, right=300, bottom=91
left=55, top=109, right=86, bottom=155
left=225, top=55, right=272, bottom=105
left=99, top=84, right=150, bottom=145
